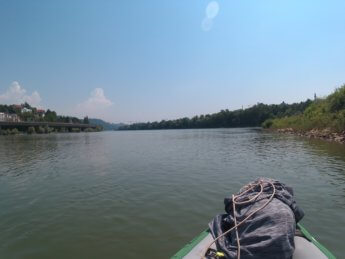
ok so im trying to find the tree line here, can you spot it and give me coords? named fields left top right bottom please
left=119, top=100, right=313, bottom=130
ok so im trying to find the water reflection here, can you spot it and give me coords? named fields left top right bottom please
left=0, top=129, right=344, bottom=258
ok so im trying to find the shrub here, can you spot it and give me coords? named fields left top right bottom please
left=37, top=126, right=45, bottom=134
left=27, top=127, right=36, bottom=134
left=262, top=119, right=273, bottom=128
left=83, top=128, right=95, bottom=132
left=71, top=128, right=81, bottom=133
left=0, top=129, right=8, bottom=135
left=10, top=128, right=19, bottom=135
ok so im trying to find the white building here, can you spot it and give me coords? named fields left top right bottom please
left=8, top=114, right=20, bottom=122
left=21, top=107, right=32, bottom=113
left=0, top=113, right=20, bottom=122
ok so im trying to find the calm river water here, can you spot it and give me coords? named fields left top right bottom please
left=0, top=128, right=344, bottom=258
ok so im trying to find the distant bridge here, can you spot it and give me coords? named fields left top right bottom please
left=0, top=121, right=98, bottom=130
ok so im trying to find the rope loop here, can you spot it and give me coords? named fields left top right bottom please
left=203, top=180, right=276, bottom=259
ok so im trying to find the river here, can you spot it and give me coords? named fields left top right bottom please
left=0, top=128, right=344, bottom=258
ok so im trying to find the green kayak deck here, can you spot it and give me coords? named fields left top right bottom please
left=172, top=223, right=335, bottom=259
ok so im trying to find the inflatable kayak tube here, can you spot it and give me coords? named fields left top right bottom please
left=172, top=223, right=335, bottom=259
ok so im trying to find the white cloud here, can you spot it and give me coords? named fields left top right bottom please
left=0, top=81, right=42, bottom=107
left=201, top=1, right=220, bottom=31
left=77, top=88, right=113, bottom=118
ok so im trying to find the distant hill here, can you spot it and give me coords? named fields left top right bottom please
left=89, top=118, right=125, bottom=131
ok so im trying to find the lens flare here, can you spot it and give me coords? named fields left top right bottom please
left=206, top=1, right=219, bottom=19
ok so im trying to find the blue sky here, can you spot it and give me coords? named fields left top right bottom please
left=0, top=0, right=345, bottom=123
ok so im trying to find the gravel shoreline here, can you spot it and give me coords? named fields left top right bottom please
left=275, top=128, right=345, bottom=144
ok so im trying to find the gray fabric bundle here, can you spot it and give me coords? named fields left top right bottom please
left=209, top=178, right=304, bottom=259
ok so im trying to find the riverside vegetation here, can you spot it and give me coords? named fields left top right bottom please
left=262, top=85, right=345, bottom=143
left=120, top=84, right=345, bottom=143
left=0, top=125, right=102, bottom=136
left=119, top=101, right=312, bottom=130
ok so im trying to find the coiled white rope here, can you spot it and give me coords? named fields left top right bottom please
left=202, top=180, right=276, bottom=259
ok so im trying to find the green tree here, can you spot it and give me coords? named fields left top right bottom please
left=45, top=109, right=57, bottom=122
left=23, top=102, right=32, bottom=109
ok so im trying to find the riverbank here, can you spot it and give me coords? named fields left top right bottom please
left=263, top=85, right=345, bottom=141
left=0, top=121, right=102, bottom=135
left=0, top=127, right=101, bottom=135
left=274, top=128, right=345, bottom=144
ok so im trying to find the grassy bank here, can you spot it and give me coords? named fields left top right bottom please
left=263, top=85, right=345, bottom=132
